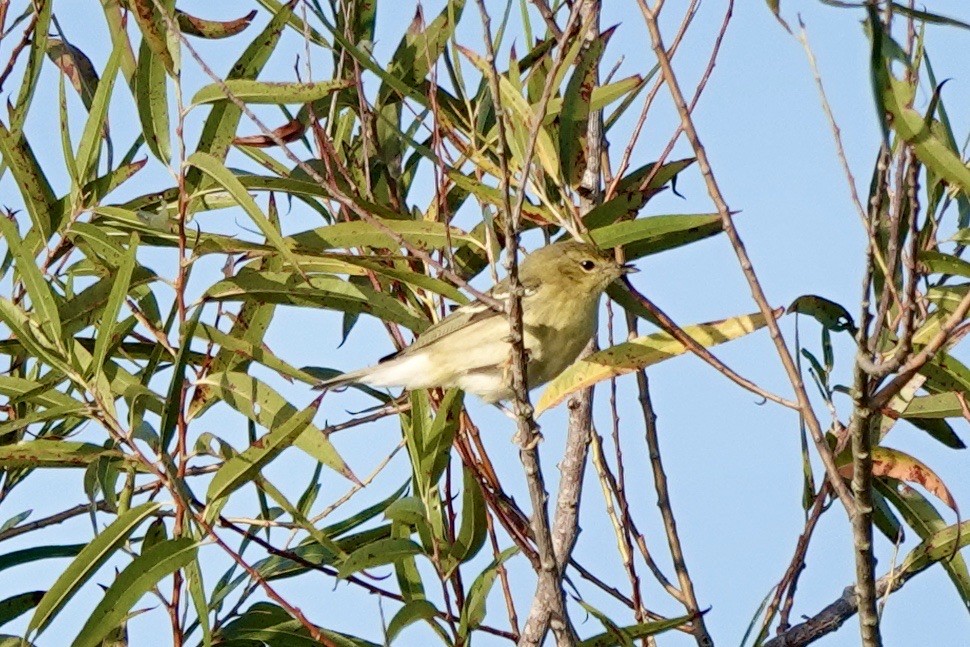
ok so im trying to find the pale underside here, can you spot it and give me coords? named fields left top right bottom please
left=351, top=290, right=599, bottom=403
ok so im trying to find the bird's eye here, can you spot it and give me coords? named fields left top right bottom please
left=580, top=259, right=596, bottom=271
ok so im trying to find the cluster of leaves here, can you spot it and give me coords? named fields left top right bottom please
left=0, top=1, right=771, bottom=645
left=753, top=5, right=970, bottom=641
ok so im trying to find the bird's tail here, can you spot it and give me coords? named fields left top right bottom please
left=312, top=367, right=373, bottom=391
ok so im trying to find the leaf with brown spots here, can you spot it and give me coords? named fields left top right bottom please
left=177, top=9, right=256, bottom=39
left=840, top=447, right=959, bottom=513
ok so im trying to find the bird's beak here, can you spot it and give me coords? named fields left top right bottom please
left=620, top=263, right=639, bottom=275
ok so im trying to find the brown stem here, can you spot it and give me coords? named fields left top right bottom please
left=637, top=0, right=857, bottom=517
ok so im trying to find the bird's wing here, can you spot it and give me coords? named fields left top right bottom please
left=380, top=275, right=539, bottom=362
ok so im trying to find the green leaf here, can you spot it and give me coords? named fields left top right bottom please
left=135, top=34, right=171, bottom=162
left=195, top=372, right=353, bottom=480
left=191, top=79, right=350, bottom=106
left=0, top=441, right=126, bottom=470
left=159, top=306, right=202, bottom=451
left=46, top=39, right=99, bottom=110
left=186, top=152, right=305, bottom=271
left=0, top=125, right=62, bottom=241
left=0, top=592, right=44, bottom=627
left=578, top=615, right=692, bottom=646
left=537, top=311, right=775, bottom=414
left=206, top=398, right=320, bottom=505
left=387, top=600, right=445, bottom=644
left=900, top=520, right=970, bottom=576
left=73, top=538, right=197, bottom=647
left=458, top=546, right=517, bottom=638
left=0, top=544, right=86, bottom=574
left=74, top=42, right=121, bottom=181
left=204, top=269, right=429, bottom=333
left=588, top=213, right=723, bottom=260
left=337, top=538, right=424, bottom=579
left=902, top=392, right=966, bottom=419
left=0, top=299, right=71, bottom=376
left=877, top=477, right=970, bottom=606
left=28, top=502, right=160, bottom=636
left=449, top=467, right=487, bottom=566
left=0, top=218, right=62, bottom=344
left=184, top=556, right=210, bottom=646
left=218, top=601, right=381, bottom=647
left=186, top=1, right=294, bottom=193
left=91, top=233, right=138, bottom=376
left=559, top=28, right=612, bottom=188
left=883, top=74, right=970, bottom=197
left=787, top=294, right=856, bottom=332
left=130, top=0, right=177, bottom=76
left=289, top=219, right=478, bottom=251
left=423, top=389, right=463, bottom=488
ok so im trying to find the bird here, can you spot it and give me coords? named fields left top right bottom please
left=316, top=241, right=636, bottom=403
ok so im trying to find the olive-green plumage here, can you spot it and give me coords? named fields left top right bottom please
left=317, top=241, right=636, bottom=403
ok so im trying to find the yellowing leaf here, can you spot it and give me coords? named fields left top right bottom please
left=536, top=311, right=773, bottom=414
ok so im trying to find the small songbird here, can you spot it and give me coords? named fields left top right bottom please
left=316, top=241, right=637, bottom=403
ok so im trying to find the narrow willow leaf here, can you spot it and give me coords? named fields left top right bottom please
left=289, top=219, right=477, bottom=251
left=73, top=538, right=197, bottom=647
left=0, top=217, right=61, bottom=344
left=186, top=1, right=295, bottom=193
left=28, top=502, right=160, bottom=636
left=837, top=447, right=959, bottom=513
left=0, top=440, right=125, bottom=470
left=219, top=601, right=380, bottom=646
left=0, top=299, right=71, bottom=376
left=191, top=79, right=350, bottom=106
left=0, top=545, right=86, bottom=574
left=204, top=269, right=429, bottom=333
left=559, top=28, right=612, bottom=187
left=74, top=42, right=121, bottom=181
left=6, top=0, right=52, bottom=136
left=578, top=616, right=692, bottom=646
left=588, top=213, right=723, bottom=260
left=919, top=250, right=970, bottom=278
left=0, top=592, right=44, bottom=627
left=195, top=323, right=317, bottom=384
left=46, top=39, right=99, bottom=109
left=186, top=152, right=304, bottom=272
left=130, top=0, right=177, bottom=76
left=196, top=372, right=352, bottom=479
left=787, top=294, right=856, bottom=332
left=449, top=467, right=486, bottom=566
left=337, top=538, right=423, bottom=579
left=159, top=306, right=202, bottom=451
left=900, top=520, right=970, bottom=576
left=876, top=477, right=970, bottom=605
left=902, top=392, right=965, bottom=419
left=135, top=34, right=171, bottom=162
left=206, top=399, right=320, bottom=505
left=883, top=75, right=970, bottom=196
left=91, top=233, right=138, bottom=376
left=423, top=389, right=463, bottom=488
left=537, top=311, right=775, bottom=414
left=458, top=546, right=518, bottom=638
left=177, top=9, right=257, bottom=39
left=184, top=556, right=211, bottom=646
left=387, top=600, right=444, bottom=644
left=458, top=45, right=560, bottom=178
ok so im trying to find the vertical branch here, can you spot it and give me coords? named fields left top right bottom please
left=550, top=0, right=601, bottom=575
left=630, top=317, right=712, bottom=646
left=473, top=2, right=580, bottom=645
left=637, top=0, right=857, bottom=516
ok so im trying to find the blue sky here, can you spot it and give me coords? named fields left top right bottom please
left=1, top=1, right=968, bottom=645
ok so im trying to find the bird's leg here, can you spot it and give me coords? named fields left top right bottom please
left=495, top=403, right=543, bottom=449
